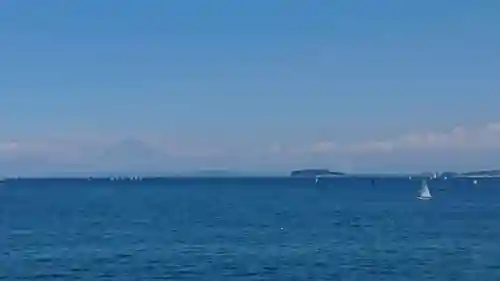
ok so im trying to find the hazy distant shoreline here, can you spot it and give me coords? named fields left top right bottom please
left=2, top=169, right=500, bottom=181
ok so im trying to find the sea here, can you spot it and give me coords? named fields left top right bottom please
left=1, top=176, right=500, bottom=280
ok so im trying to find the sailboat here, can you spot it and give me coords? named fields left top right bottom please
left=417, top=180, right=432, bottom=200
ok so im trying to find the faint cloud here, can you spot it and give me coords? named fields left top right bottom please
left=347, top=140, right=393, bottom=153
left=309, top=122, right=500, bottom=154
left=394, top=126, right=468, bottom=149
left=0, top=141, right=19, bottom=152
left=268, top=143, right=283, bottom=153
left=2, top=121, right=500, bottom=175
left=310, top=141, right=338, bottom=153
left=486, top=122, right=500, bottom=133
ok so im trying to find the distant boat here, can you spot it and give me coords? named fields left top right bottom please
left=315, top=177, right=319, bottom=184
left=417, top=180, right=432, bottom=200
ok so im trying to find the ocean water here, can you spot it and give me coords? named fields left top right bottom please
left=1, top=177, right=500, bottom=280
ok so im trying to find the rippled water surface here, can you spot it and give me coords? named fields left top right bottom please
left=2, top=177, right=500, bottom=280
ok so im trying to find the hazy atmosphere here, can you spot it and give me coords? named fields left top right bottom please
left=1, top=0, right=499, bottom=176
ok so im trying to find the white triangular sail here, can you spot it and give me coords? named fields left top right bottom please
left=418, top=180, right=432, bottom=199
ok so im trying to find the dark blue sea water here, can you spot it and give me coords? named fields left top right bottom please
left=1, top=177, right=500, bottom=280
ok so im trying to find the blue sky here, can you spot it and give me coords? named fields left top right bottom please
left=1, top=1, right=499, bottom=175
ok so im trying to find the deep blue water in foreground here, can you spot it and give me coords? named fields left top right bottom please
left=2, top=177, right=500, bottom=280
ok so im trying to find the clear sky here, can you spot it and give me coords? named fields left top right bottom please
left=1, top=0, right=499, bottom=175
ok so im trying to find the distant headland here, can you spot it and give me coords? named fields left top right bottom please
left=290, top=169, right=345, bottom=177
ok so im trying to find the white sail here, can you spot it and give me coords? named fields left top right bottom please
left=418, top=180, right=432, bottom=200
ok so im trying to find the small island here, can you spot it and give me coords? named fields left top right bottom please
left=290, top=169, right=345, bottom=177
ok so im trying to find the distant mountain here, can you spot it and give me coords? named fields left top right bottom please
left=290, top=169, right=345, bottom=177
